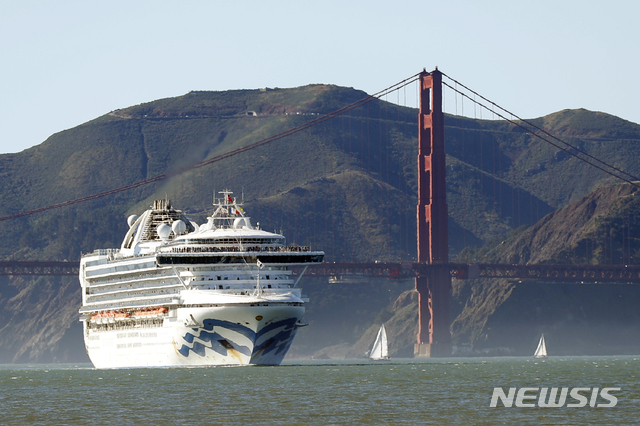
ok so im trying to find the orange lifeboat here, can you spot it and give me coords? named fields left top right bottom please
left=132, top=307, right=168, bottom=318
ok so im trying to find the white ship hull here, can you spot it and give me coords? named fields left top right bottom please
left=79, top=193, right=323, bottom=369
left=84, top=303, right=304, bottom=368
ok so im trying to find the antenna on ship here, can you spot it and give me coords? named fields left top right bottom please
left=254, top=259, right=264, bottom=297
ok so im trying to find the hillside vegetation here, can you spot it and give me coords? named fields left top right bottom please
left=1, top=84, right=640, bottom=361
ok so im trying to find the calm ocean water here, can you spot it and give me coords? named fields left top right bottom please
left=0, top=356, right=638, bottom=425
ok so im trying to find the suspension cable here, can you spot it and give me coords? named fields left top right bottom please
left=441, top=74, right=640, bottom=189
left=0, top=74, right=421, bottom=222
left=441, top=72, right=640, bottom=188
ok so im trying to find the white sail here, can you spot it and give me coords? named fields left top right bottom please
left=534, top=335, right=547, bottom=358
left=370, top=324, right=389, bottom=360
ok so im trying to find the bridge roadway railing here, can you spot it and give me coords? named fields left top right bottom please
left=298, top=262, right=640, bottom=283
left=3, top=260, right=640, bottom=283
left=0, top=261, right=80, bottom=276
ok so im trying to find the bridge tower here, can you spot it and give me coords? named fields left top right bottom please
left=415, top=68, right=452, bottom=357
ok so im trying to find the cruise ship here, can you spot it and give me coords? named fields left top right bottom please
left=79, top=190, right=323, bottom=368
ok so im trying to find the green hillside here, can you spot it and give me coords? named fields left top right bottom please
left=451, top=182, right=640, bottom=355
left=1, top=84, right=640, bottom=362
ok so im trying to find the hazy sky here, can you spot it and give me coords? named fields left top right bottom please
left=1, top=1, right=638, bottom=154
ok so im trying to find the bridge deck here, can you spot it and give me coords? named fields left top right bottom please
left=300, top=262, right=640, bottom=282
left=4, top=260, right=640, bottom=283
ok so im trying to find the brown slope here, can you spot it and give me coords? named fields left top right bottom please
left=450, top=182, right=640, bottom=355
left=482, top=182, right=640, bottom=264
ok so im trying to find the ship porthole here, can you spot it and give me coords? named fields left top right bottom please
left=255, top=316, right=263, bottom=321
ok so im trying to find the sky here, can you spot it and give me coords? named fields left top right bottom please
left=1, top=0, right=639, bottom=154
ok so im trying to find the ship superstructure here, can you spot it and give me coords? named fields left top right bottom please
left=79, top=190, right=323, bottom=368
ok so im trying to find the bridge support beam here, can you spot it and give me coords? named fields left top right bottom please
left=415, top=68, right=452, bottom=358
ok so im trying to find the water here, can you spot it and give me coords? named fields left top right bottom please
left=1, top=357, right=638, bottom=425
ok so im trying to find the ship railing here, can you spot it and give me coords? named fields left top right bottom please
left=163, top=245, right=312, bottom=254
left=88, top=269, right=171, bottom=286
left=84, top=293, right=180, bottom=309
left=80, top=297, right=179, bottom=313
left=88, top=318, right=165, bottom=331
left=91, top=248, right=119, bottom=256
left=87, top=282, right=183, bottom=298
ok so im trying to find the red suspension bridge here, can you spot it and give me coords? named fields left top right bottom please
left=2, top=69, right=640, bottom=357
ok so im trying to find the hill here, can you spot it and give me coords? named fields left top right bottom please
left=1, top=84, right=640, bottom=361
left=450, top=182, right=640, bottom=355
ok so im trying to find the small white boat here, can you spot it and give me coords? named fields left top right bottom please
left=369, top=324, right=389, bottom=360
left=534, top=334, right=548, bottom=358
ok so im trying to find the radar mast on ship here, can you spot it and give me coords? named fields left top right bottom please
left=204, top=189, right=257, bottom=231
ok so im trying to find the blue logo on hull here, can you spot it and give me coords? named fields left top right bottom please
left=251, top=318, right=298, bottom=362
left=177, top=319, right=252, bottom=358
left=177, top=317, right=298, bottom=362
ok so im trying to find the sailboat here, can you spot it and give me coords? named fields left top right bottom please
left=369, top=324, right=389, bottom=360
left=534, top=334, right=548, bottom=358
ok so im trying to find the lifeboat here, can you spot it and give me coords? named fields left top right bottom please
left=114, top=312, right=131, bottom=321
left=133, top=307, right=169, bottom=318
left=90, top=310, right=132, bottom=324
